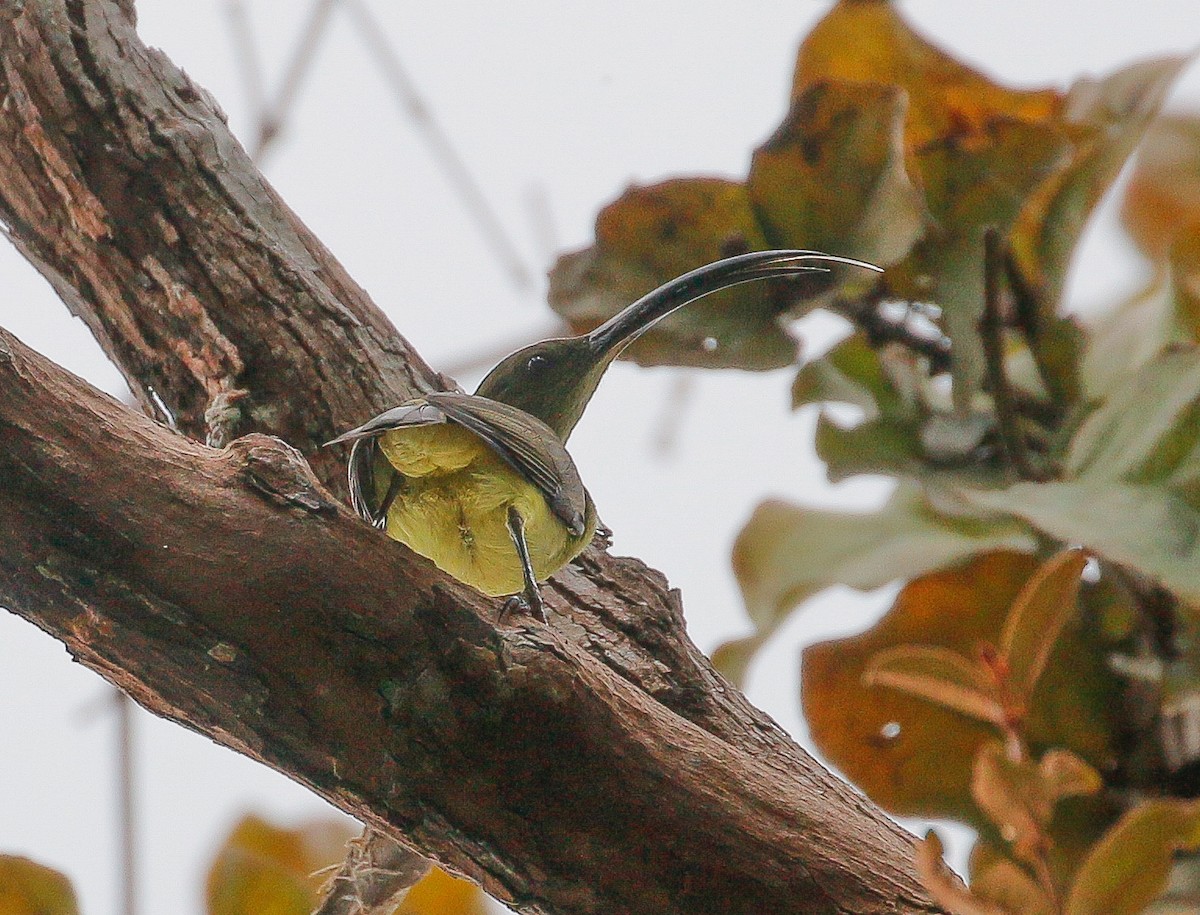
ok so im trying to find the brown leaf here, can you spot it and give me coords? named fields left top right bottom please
left=914, top=831, right=1006, bottom=915
left=747, top=80, right=925, bottom=267
left=971, top=741, right=1101, bottom=866
left=0, top=856, right=79, bottom=915
left=548, top=178, right=803, bottom=370
left=803, top=552, right=1116, bottom=825
left=968, top=843, right=1057, bottom=915
left=1123, top=115, right=1200, bottom=263
left=864, top=645, right=1004, bottom=727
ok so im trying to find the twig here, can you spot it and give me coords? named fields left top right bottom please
left=439, top=319, right=567, bottom=380
left=223, top=0, right=268, bottom=129
left=341, top=0, right=533, bottom=290
left=840, top=298, right=953, bottom=374
left=115, top=690, right=138, bottom=915
left=981, top=228, right=1045, bottom=481
left=652, top=372, right=695, bottom=457
left=251, top=0, right=339, bottom=160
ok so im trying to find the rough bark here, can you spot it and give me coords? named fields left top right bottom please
left=0, top=2, right=945, bottom=913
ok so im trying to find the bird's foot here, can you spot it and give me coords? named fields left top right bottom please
left=592, top=522, right=613, bottom=550
left=499, top=587, right=547, bottom=625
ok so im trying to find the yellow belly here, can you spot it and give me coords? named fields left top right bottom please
left=374, top=424, right=593, bottom=596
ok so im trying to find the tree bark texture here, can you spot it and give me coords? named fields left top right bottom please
left=0, top=3, right=945, bottom=913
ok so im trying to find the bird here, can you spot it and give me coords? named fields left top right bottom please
left=328, top=249, right=879, bottom=621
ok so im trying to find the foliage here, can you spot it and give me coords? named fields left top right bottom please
left=204, top=815, right=489, bottom=915
left=0, top=856, right=78, bottom=915
left=557, top=0, right=1200, bottom=910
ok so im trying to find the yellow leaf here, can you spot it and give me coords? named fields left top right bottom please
left=0, top=856, right=78, bottom=915
left=206, top=815, right=356, bottom=915
left=395, top=868, right=490, bottom=915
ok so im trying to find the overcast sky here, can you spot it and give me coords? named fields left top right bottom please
left=2, top=3, right=1199, bottom=913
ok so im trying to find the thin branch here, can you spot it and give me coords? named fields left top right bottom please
left=981, top=228, right=1045, bottom=482
left=222, top=0, right=268, bottom=129
left=251, top=0, right=339, bottom=160
left=340, top=0, right=533, bottom=290
left=115, top=690, right=138, bottom=915
left=841, top=298, right=953, bottom=374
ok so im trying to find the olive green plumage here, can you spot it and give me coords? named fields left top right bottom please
left=329, top=249, right=877, bottom=619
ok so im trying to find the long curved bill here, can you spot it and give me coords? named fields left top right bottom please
left=585, top=249, right=881, bottom=358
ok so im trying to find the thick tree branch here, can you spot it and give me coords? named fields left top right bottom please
left=0, top=2, right=945, bottom=913
left=0, top=329, right=938, bottom=914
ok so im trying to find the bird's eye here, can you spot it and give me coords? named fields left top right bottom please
left=527, top=355, right=547, bottom=371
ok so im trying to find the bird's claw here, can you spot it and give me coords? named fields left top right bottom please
left=499, top=589, right=547, bottom=625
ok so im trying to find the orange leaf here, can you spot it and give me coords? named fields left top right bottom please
left=803, top=552, right=1116, bottom=825
left=864, top=645, right=1004, bottom=727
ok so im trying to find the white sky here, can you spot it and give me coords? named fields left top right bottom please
left=1, top=3, right=1198, bottom=913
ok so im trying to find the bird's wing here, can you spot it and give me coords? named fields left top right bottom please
left=428, top=392, right=590, bottom=537
left=325, top=400, right=448, bottom=445
left=327, top=399, right=448, bottom=526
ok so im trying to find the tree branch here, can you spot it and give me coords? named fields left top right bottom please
left=0, top=2, right=945, bottom=913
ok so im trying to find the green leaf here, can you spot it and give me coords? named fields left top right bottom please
left=999, top=549, right=1088, bottom=702
left=733, top=483, right=1036, bottom=632
left=1067, top=347, right=1200, bottom=480
left=1065, top=799, right=1200, bottom=915
left=962, top=481, right=1200, bottom=603
left=0, top=856, right=79, bottom=915
left=792, top=334, right=909, bottom=417
left=748, top=80, right=925, bottom=267
left=863, top=645, right=1004, bottom=726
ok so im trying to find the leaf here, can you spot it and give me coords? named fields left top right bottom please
left=1123, top=115, right=1200, bottom=263
left=804, top=551, right=1118, bottom=825
left=1011, top=55, right=1190, bottom=311
left=999, top=549, right=1088, bottom=702
left=395, top=867, right=490, bottom=915
left=0, top=856, right=79, bottom=915
left=1065, top=799, right=1200, bottom=915
left=914, top=831, right=1007, bottom=915
left=1066, top=347, right=1200, bottom=480
left=962, top=481, right=1200, bottom=604
left=733, top=483, right=1035, bottom=633
left=207, top=815, right=356, bottom=915
left=747, top=80, right=925, bottom=267
left=792, top=334, right=911, bottom=418
left=863, top=645, right=1004, bottom=726
left=548, top=178, right=802, bottom=370
left=971, top=741, right=1101, bottom=865
left=793, top=1, right=1061, bottom=147
left=1082, top=277, right=1199, bottom=400
left=968, top=843, right=1057, bottom=915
